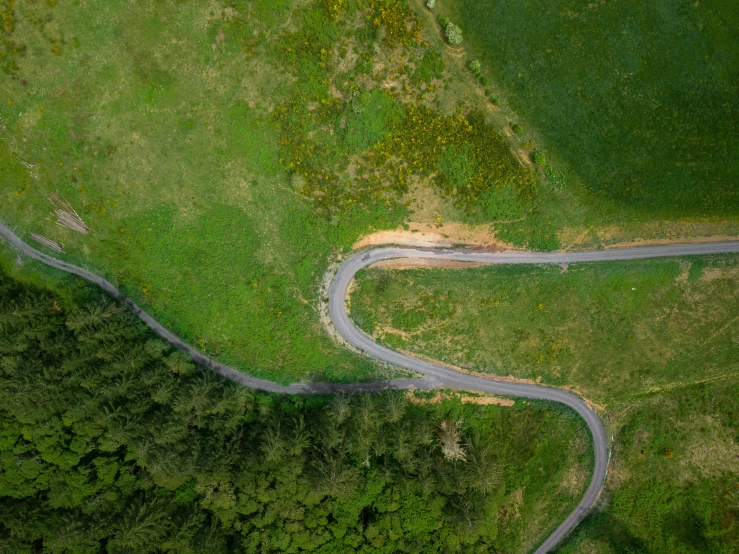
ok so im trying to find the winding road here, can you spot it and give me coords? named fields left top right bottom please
left=3, top=218, right=739, bottom=553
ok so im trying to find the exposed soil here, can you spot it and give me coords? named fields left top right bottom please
left=353, top=221, right=510, bottom=250
left=405, top=390, right=515, bottom=407
left=370, top=258, right=485, bottom=270
left=605, top=235, right=739, bottom=250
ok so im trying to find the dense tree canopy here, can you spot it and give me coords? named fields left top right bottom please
left=0, top=269, right=583, bottom=553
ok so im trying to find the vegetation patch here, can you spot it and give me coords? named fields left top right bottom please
left=0, top=267, right=590, bottom=553
left=352, top=255, right=739, bottom=406
left=4, top=0, right=539, bottom=382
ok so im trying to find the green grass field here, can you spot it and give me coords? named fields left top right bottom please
left=0, top=0, right=421, bottom=383
left=560, top=379, right=739, bottom=553
left=447, top=0, right=739, bottom=216
left=351, top=258, right=739, bottom=551
left=2, top=0, right=738, bottom=386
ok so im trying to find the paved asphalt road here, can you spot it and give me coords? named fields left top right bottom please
left=3, top=218, right=739, bottom=553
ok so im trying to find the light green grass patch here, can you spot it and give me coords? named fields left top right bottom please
left=351, top=255, right=739, bottom=407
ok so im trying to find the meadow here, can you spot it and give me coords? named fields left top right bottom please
left=2, top=0, right=739, bottom=386
left=351, top=256, right=739, bottom=551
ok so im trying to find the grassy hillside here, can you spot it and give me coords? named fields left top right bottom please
left=560, top=379, right=739, bottom=553
left=351, top=258, right=739, bottom=551
left=447, top=0, right=739, bottom=216
left=0, top=0, right=539, bottom=382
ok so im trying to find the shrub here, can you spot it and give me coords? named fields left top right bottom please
left=533, top=149, right=547, bottom=165
left=512, top=123, right=524, bottom=135
left=438, top=15, right=449, bottom=28
left=467, top=59, right=481, bottom=74
left=484, top=89, right=491, bottom=96
left=491, top=97, right=500, bottom=106
left=369, top=0, right=423, bottom=47
left=445, top=22, right=463, bottom=45
left=479, top=76, right=488, bottom=86
left=350, top=90, right=371, bottom=114
left=425, top=0, right=435, bottom=9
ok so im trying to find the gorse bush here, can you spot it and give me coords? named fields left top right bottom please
left=273, top=1, right=533, bottom=223
left=467, top=59, right=481, bottom=74
left=369, top=0, right=423, bottom=47
left=355, top=104, right=535, bottom=212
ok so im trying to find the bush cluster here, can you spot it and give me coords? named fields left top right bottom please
left=272, top=0, right=532, bottom=222
left=369, top=0, right=423, bottom=47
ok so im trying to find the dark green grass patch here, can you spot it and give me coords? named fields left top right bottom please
left=450, top=0, right=739, bottom=216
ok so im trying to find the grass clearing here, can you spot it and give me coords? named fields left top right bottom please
left=560, top=380, right=739, bottom=553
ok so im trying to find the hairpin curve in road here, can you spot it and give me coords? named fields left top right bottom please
left=3, top=218, right=738, bottom=552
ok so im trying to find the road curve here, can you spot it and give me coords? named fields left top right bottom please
left=3, top=218, right=739, bottom=552
left=328, top=241, right=737, bottom=553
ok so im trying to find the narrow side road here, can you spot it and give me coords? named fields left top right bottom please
left=3, top=218, right=739, bottom=552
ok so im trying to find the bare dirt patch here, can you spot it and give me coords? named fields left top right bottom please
left=460, top=394, right=515, bottom=407
left=605, top=235, right=739, bottom=250
left=353, top=221, right=510, bottom=250
left=370, top=258, right=485, bottom=270
left=405, top=390, right=515, bottom=407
